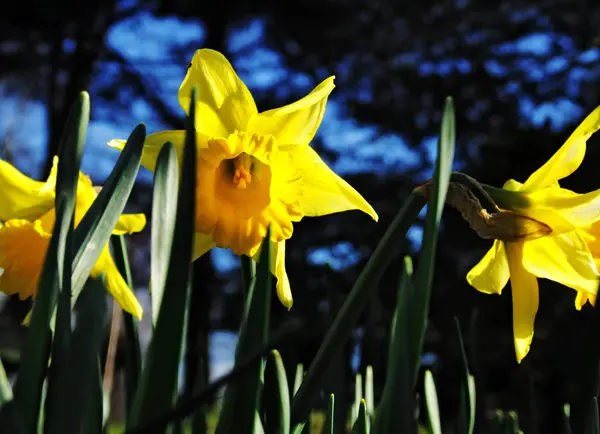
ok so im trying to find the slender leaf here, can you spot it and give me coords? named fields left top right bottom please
left=587, top=398, right=600, bottom=434
left=150, top=142, right=179, bottom=325
left=454, top=318, right=475, bottom=434
left=0, top=358, right=13, bottom=406
left=290, top=191, right=427, bottom=427
left=424, top=370, right=442, bottom=434
left=410, top=96, right=455, bottom=385
left=125, top=320, right=304, bottom=433
left=351, top=400, right=370, bottom=434
left=351, top=373, right=363, bottom=425
left=64, top=279, right=108, bottom=433
left=263, top=350, right=290, bottom=434
left=127, top=90, right=196, bottom=430
left=372, top=257, right=415, bottom=434
left=71, top=123, right=146, bottom=301
left=12, top=91, right=89, bottom=434
left=215, top=228, right=272, bottom=434
left=110, top=235, right=141, bottom=415
left=322, top=394, right=334, bottom=434
left=293, top=364, right=304, bottom=397
left=240, top=255, right=256, bottom=299
left=365, top=366, right=374, bottom=419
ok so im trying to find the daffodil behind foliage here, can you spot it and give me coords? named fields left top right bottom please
left=467, top=105, right=600, bottom=362
left=108, top=48, right=378, bottom=309
left=0, top=157, right=146, bottom=319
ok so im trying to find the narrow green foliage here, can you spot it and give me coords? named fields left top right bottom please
left=12, top=91, right=89, bottom=434
left=424, top=370, right=441, bottom=434
left=293, top=364, right=304, bottom=397
left=215, top=228, right=272, bottom=434
left=454, top=318, right=475, bottom=434
left=263, top=350, right=291, bottom=434
left=351, top=373, right=363, bottom=425
left=351, top=400, right=370, bottom=434
left=364, top=366, right=374, bottom=419
left=64, top=279, right=108, bottom=433
left=587, top=398, right=600, bottom=434
left=0, top=358, right=13, bottom=407
left=110, top=235, right=141, bottom=415
left=150, top=142, right=179, bottom=325
left=71, top=122, right=146, bottom=301
left=372, top=257, right=415, bottom=434
left=410, top=96, right=455, bottom=385
left=127, top=89, right=197, bottom=431
left=322, top=394, right=335, bottom=434
left=290, top=191, right=427, bottom=427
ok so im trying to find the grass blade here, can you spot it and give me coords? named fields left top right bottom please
left=365, top=366, right=374, bottom=419
left=351, top=400, right=370, bottom=434
left=424, top=370, right=442, bottom=434
left=127, top=90, right=197, bottom=430
left=12, top=91, right=89, bottom=434
left=125, top=320, right=304, bottom=433
left=262, top=350, right=290, bottom=434
left=150, top=142, right=179, bottom=325
left=290, top=191, right=426, bottom=426
left=293, top=364, right=304, bottom=397
left=587, top=397, right=600, bottom=434
left=0, top=358, right=13, bottom=407
left=351, top=373, right=363, bottom=425
left=215, top=228, right=272, bottom=434
left=372, top=257, right=415, bottom=434
left=322, top=394, right=334, bottom=434
left=409, top=96, right=455, bottom=385
left=454, top=318, right=475, bottom=434
left=64, top=279, right=108, bottom=433
left=110, top=235, right=142, bottom=415
left=71, top=123, right=146, bottom=302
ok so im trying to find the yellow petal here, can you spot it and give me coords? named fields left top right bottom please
left=283, top=144, right=378, bottom=221
left=522, top=231, right=599, bottom=294
left=0, top=219, right=50, bottom=301
left=93, top=248, right=143, bottom=319
left=113, top=213, right=147, bottom=235
left=271, top=240, right=293, bottom=309
left=0, top=160, right=55, bottom=221
left=506, top=242, right=539, bottom=363
left=248, top=77, right=335, bottom=146
left=179, top=49, right=257, bottom=137
left=193, top=232, right=216, bottom=261
left=575, top=291, right=597, bottom=310
left=466, top=240, right=509, bottom=295
left=521, top=105, right=600, bottom=192
left=108, top=130, right=187, bottom=173
left=526, top=186, right=600, bottom=227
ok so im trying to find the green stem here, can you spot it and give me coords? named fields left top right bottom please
left=110, top=235, right=142, bottom=416
left=290, top=190, right=427, bottom=427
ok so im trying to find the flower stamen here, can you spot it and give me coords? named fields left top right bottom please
left=232, top=153, right=253, bottom=189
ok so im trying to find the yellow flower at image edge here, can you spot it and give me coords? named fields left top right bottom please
left=467, top=105, right=600, bottom=362
left=108, top=48, right=378, bottom=309
left=0, top=157, right=146, bottom=319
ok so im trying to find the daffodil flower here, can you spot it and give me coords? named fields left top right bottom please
left=0, top=157, right=146, bottom=319
left=108, top=49, right=378, bottom=308
left=467, top=105, right=600, bottom=362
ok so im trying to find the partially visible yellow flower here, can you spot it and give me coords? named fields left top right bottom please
left=108, top=49, right=378, bottom=308
left=0, top=157, right=146, bottom=319
left=467, top=105, right=600, bottom=362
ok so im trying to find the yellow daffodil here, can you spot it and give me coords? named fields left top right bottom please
left=108, top=49, right=378, bottom=308
left=0, top=157, right=146, bottom=319
left=467, top=105, right=600, bottom=362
